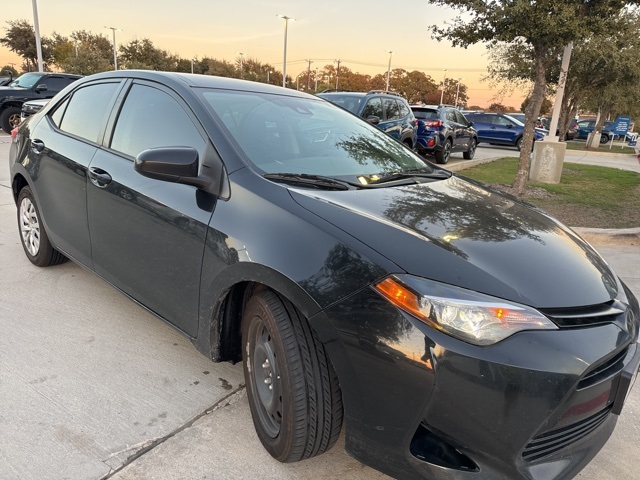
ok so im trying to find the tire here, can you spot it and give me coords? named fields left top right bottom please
left=242, top=290, right=343, bottom=462
left=600, top=134, right=609, bottom=144
left=516, top=136, right=523, bottom=151
left=1, top=106, right=21, bottom=133
left=463, top=138, right=477, bottom=160
left=17, top=186, right=67, bottom=267
left=435, top=139, right=452, bottom=164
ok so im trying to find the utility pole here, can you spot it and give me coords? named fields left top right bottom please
left=385, top=51, right=394, bottom=91
left=439, top=69, right=447, bottom=105
left=334, top=59, right=341, bottom=90
left=305, top=59, right=313, bottom=91
left=31, top=0, right=44, bottom=72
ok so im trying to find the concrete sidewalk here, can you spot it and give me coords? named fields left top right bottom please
left=1, top=131, right=639, bottom=480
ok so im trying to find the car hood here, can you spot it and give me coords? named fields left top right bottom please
left=289, top=175, right=618, bottom=308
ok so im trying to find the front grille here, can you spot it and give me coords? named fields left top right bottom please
left=540, top=301, right=624, bottom=328
left=522, top=406, right=611, bottom=462
left=577, top=347, right=628, bottom=390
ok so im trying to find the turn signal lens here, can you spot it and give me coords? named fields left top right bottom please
left=374, top=275, right=557, bottom=346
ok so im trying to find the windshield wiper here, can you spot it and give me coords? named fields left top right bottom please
left=263, top=173, right=354, bottom=190
left=369, top=169, right=452, bottom=184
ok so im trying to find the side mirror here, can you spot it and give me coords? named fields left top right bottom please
left=135, top=146, right=217, bottom=194
left=35, top=84, right=48, bottom=92
left=366, top=115, right=380, bottom=125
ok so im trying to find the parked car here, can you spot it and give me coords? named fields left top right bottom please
left=508, top=112, right=526, bottom=124
left=410, top=105, right=477, bottom=164
left=316, top=90, right=417, bottom=148
left=10, top=71, right=640, bottom=480
left=575, top=119, right=615, bottom=143
left=538, top=117, right=578, bottom=140
left=20, top=98, right=49, bottom=123
left=0, top=72, right=81, bottom=132
left=464, top=112, right=546, bottom=150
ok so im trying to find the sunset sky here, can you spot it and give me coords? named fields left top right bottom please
left=1, top=0, right=528, bottom=108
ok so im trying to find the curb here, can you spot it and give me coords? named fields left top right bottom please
left=446, top=156, right=503, bottom=172
left=572, top=227, right=640, bottom=246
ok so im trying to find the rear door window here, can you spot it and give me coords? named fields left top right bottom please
left=362, top=97, right=383, bottom=119
left=56, top=82, right=120, bottom=143
left=383, top=98, right=401, bottom=121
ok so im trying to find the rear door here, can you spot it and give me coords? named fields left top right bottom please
left=86, top=81, right=217, bottom=336
left=381, top=97, right=402, bottom=141
left=25, top=80, right=122, bottom=267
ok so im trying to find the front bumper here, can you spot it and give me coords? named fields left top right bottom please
left=312, top=286, right=640, bottom=480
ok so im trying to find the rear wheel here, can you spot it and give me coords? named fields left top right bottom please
left=242, top=290, right=343, bottom=462
left=1, top=106, right=21, bottom=133
left=17, top=186, right=67, bottom=267
left=516, top=137, right=524, bottom=151
left=463, top=138, right=477, bottom=160
left=435, top=139, right=452, bottom=164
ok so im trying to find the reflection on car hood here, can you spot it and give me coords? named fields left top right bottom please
left=290, top=175, right=617, bottom=308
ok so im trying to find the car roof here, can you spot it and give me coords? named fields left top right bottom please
left=76, top=70, right=314, bottom=99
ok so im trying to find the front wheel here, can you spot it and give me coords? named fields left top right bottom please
left=17, top=186, right=67, bottom=267
left=242, top=290, right=343, bottom=462
left=600, top=134, right=609, bottom=144
left=435, top=139, right=452, bottom=164
left=463, top=138, right=477, bottom=160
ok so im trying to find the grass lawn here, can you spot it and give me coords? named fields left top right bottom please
left=459, top=158, right=640, bottom=229
left=564, top=140, right=637, bottom=155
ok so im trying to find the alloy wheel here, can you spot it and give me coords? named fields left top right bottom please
left=20, top=197, right=40, bottom=257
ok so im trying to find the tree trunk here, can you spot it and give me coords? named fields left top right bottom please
left=513, top=50, right=548, bottom=194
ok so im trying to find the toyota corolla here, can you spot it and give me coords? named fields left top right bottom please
left=9, top=71, right=640, bottom=480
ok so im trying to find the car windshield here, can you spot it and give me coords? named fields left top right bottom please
left=315, top=94, right=363, bottom=114
left=199, top=89, right=433, bottom=180
left=9, top=73, right=44, bottom=88
left=504, top=114, right=524, bottom=126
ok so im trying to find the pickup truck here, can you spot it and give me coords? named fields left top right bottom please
left=0, top=72, right=81, bottom=132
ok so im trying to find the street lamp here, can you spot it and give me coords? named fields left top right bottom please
left=385, top=50, right=394, bottom=91
left=238, top=52, right=245, bottom=77
left=454, top=78, right=464, bottom=107
left=104, top=26, right=121, bottom=70
left=267, top=70, right=272, bottom=83
left=314, top=67, right=319, bottom=92
left=31, top=0, right=44, bottom=72
left=439, top=69, right=448, bottom=105
left=277, top=15, right=295, bottom=88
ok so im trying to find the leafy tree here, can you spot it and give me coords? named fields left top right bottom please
left=488, top=102, right=508, bottom=113
left=1, top=65, right=18, bottom=76
left=118, top=38, right=179, bottom=71
left=521, top=96, right=552, bottom=115
left=426, top=0, right=637, bottom=194
left=50, top=30, right=113, bottom=75
left=1, top=20, right=52, bottom=71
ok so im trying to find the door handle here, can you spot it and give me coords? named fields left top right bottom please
left=88, top=167, right=112, bottom=188
left=31, top=139, right=45, bottom=154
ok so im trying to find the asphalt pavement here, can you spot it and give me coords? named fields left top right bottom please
left=1, top=131, right=638, bottom=480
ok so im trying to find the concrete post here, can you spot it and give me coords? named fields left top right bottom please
left=530, top=140, right=567, bottom=183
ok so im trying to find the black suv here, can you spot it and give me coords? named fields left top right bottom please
left=317, top=90, right=417, bottom=148
left=0, top=72, right=82, bottom=132
left=411, top=105, right=477, bottom=164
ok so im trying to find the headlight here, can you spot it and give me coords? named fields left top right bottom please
left=374, top=275, right=557, bottom=346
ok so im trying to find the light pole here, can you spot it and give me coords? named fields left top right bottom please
left=277, top=15, right=295, bottom=88
left=334, top=59, right=341, bottom=90
left=385, top=50, right=394, bottom=91
left=439, top=69, right=447, bottom=105
left=267, top=70, right=272, bottom=83
left=238, top=52, right=245, bottom=77
left=454, top=78, right=463, bottom=107
left=31, top=0, right=44, bottom=72
left=314, top=67, right=318, bottom=92
left=104, top=26, right=121, bottom=70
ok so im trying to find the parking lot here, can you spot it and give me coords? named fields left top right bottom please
left=1, top=130, right=639, bottom=480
